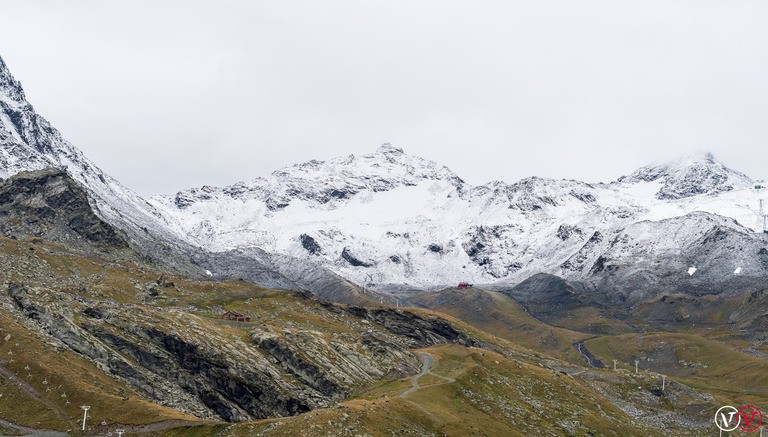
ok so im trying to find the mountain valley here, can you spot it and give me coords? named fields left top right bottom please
left=2, top=54, right=768, bottom=435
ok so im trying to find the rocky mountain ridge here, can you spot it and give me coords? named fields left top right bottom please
left=1, top=53, right=765, bottom=437
left=3, top=54, right=767, bottom=309
left=151, top=145, right=768, bottom=299
left=0, top=56, right=389, bottom=304
left=616, top=152, right=754, bottom=199
left=0, top=168, right=129, bottom=253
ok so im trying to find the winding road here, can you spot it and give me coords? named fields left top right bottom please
left=399, top=352, right=455, bottom=397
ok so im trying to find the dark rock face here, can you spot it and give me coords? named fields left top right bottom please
left=427, top=243, right=443, bottom=253
left=362, top=308, right=473, bottom=347
left=7, top=278, right=473, bottom=423
left=300, top=234, right=323, bottom=255
left=556, top=224, right=582, bottom=241
left=8, top=283, right=315, bottom=422
left=328, top=304, right=478, bottom=349
left=0, top=168, right=128, bottom=251
left=254, top=335, right=343, bottom=398
left=569, top=189, right=596, bottom=203
left=341, top=247, right=372, bottom=267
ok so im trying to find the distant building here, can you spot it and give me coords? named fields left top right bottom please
left=222, top=311, right=251, bottom=322
left=458, top=282, right=473, bottom=288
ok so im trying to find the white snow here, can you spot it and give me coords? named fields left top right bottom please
left=146, top=146, right=768, bottom=291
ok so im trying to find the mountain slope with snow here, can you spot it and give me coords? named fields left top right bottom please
left=151, top=143, right=768, bottom=294
left=3, top=53, right=766, bottom=302
left=0, top=56, right=212, bottom=276
left=615, top=152, right=754, bottom=199
left=0, top=55, right=394, bottom=302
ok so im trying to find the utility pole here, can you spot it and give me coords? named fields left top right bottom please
left=662, top=375, right=666, bottom=391
left=634, top=360, right=639, bottom=374
left=80, top=406, right=90, bottom=431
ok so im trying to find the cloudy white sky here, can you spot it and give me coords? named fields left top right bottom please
left=1, top=1, right=767, bottom=196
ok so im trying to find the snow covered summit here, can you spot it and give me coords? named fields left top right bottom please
left=615, top=152, right=753, bottom=199
left=171, top=142, right=464, bottom=211
left=151, top=144, right=768, bottom=292
left=3, top=54, right=766, bottom=297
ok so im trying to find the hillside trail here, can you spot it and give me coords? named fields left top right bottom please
left=0, top=417, right=67, bottom=436
left=399, top=351, right=455, bottom=398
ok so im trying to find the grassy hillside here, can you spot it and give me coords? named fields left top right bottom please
left=585, top=332, right=768, bottom=408
left=153, top=344, right=730, bottom=436
left=408, top=287, right=591, bottom=364
left=0, top=235, right=739, bottom=435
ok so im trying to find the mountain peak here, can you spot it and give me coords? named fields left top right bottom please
left=375, top=143, right=404, bottom=155
left=670, top=151, right=717, bottom=167
left=617, top=152, right=753, bottom=199
left=0, top=56, right=28, bottom=105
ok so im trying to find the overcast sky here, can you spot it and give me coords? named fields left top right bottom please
left=1, top=1, right=767, bottom=196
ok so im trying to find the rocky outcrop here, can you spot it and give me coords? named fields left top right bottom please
left=4, top=278, right=473, bottom=423
left=0, top=168, right=128, bottom=251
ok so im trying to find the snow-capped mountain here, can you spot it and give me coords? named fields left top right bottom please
left=615, top=152, right=754, bottom=200
left=0, top=55, right=382, bottom=301
left=0, top=56, right=201, bottom=272
left=4, top=54, right=766, bottom=301
left=151, top=142, right=768, bottom=293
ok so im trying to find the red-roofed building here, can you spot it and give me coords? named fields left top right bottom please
left=222, top=311, right=251, bottom=322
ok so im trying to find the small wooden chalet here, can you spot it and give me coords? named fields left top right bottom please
left=222, top=311, right=251, bottom=322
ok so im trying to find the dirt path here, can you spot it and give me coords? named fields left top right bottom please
left=108, top=419, right=222, bottom=435
left=399, top=352, right=455, bottom=397
left=0, top=417, right=67, bottom=436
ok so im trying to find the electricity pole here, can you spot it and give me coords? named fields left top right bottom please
left=80, top=406, right=90, bottom=431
